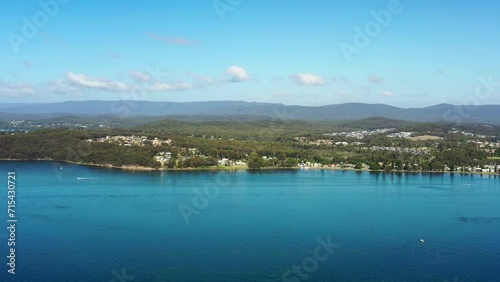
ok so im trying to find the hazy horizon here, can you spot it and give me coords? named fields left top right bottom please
left=1, top=99, right=500, bottom=109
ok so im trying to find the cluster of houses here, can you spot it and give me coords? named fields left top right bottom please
left=217, top=158, right=247, bottom=166
left=299, top=162, right=323, bottom=168
left=7, top=120, right=26, bottom=126
left=295, top=137, right=431, bottom=155
left=5, top=119, right=101, bottom=129
left=446, top=165, right=500, bottom=173
left=299, top=162, right=370, bottom=169
left=299, top=139, right=362, bottom=146
left=468, top=140, right=500, bottom=154
left=366, top=146, right=428, bottom=155
left=88, top=135, right=172, bottom=147
left=387, top=131, right=414, bottom=138
left=154, top=152, right=172, bottom=164
left=153, top=150, right=247, bottom=167
left=154, top=149, right=202, bottom=166
left=152, top=149, right=500, bottom=172
left=293, top=137, right=364, bottom=147
left=297, top=161, right=500, bottom=173
left=449, top=129, right=493, bottom=138
left=324, top=128, right=395, bottom=139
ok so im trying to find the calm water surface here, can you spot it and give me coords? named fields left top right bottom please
left=0, top=161, right=499, bottom=282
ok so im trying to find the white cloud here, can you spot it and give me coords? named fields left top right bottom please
left=174, top=82, right=195, bottom=91
left=382, top=90, right=393, bottom=97
left=290, top=73, right=326, bottom=85
left=0, top=81, right=36, bottom=97
left=146, top=81, right=196, bottom=92
left=146, top=82, right=173, bottom=91
left=67, top=71, right=129, bottom=91
left=46, top=78, right=81, bottom=94
left=51, top=71, right=197, bottom=94
left=106, top=81, right=128, bottom=91
left=130, top=70, right=150, bottom=83
left=225, top=66, right=252, bottom=82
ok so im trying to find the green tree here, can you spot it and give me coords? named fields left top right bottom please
left=247, top=152, right=263, bottom=169
left=368, top=162, right=381, bottom=170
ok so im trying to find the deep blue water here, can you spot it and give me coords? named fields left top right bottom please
left=0, top=161, right=500, bottom=282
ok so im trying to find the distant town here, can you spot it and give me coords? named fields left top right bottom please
left=1, top=116, right=499, bottom=173
left=63, top=123, right=500, bottom=173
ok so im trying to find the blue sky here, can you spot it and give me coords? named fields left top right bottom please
left=1, top=0, right=500, bottom=107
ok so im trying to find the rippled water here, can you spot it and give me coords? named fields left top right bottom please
left=0, top=161, right=499, bottom=281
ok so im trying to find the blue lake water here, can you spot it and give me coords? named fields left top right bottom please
left=0, top=161, right=499, bottom=282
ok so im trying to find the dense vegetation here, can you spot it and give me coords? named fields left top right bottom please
left=0, top=129, right=160, bottom=168
left=1, top=118, right=498, bottom=172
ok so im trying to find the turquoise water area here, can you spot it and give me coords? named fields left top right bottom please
left=0, top=161, right=499, bottom=281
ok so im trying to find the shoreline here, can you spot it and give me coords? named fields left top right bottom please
left=301, top=166, right=500, bottom=176
left=1, top=158, right=498, bottom=176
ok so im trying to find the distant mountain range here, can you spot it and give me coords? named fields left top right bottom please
left=0, top=100, right=499, bottom=125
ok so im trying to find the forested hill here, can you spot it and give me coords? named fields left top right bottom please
left=1, top=101, right=500, bottom=125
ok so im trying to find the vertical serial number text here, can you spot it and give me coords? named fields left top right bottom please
left=7, top=172, right=16, bottom=275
